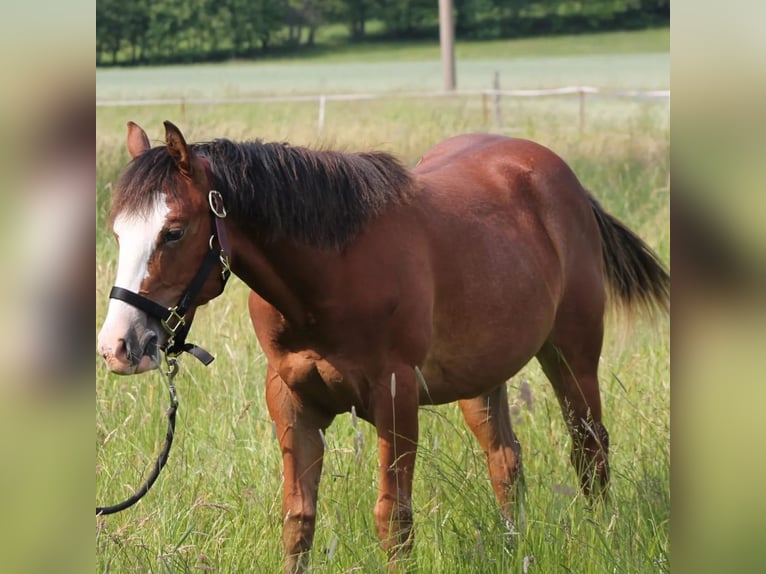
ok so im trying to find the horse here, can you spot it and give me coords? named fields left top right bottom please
left=97, top=121, right=669, bottom=573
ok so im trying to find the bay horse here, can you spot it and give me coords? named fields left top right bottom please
left=97, top=121, right=669, bottom=573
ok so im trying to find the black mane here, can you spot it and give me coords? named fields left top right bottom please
left=112, top=138, right=415, bottom=250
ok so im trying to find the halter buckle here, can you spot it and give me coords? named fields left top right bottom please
left=161, top=307, right=186, bottom=335
left=220, top=252, right=231, bottom=282
left=209, top=234, right=231, bottom=282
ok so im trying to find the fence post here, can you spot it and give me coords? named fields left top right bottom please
left=493, top=71, right=502, bottom=131
left=318, top=95, right=326, bottom=137
left=578, top=88, right=586, bottom=133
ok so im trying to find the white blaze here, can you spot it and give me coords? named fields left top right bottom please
left=97, top=194, right=170, bottom=361
left=112, top=197, right=170, bottom=292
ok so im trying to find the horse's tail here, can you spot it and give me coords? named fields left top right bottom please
left=588, top=194, right=670, bottom=317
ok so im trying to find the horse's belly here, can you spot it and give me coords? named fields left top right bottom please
left=418, top=274, right=557, bottom=404
left=419, top=329, right=547, bottom=404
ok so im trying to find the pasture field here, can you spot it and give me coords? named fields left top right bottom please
left=96, top=36, right=669, bottom=573
left=96, top=28, right=668, bottom=100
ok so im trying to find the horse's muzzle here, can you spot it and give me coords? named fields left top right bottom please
left=98, top=328, right=161, bottom=375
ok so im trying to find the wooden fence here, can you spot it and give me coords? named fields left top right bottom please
left=96, top=86, right=670, bottom=136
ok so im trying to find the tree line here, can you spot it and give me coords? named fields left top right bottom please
left=97, top=0, right=669, bottom=66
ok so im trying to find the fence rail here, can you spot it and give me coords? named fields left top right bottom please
left=96, top=86, right=669, bottom=135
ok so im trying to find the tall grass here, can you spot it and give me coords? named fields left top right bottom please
left=96, top=93, right=669, bottom=572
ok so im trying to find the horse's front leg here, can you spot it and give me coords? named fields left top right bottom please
left=265, top=365, right=333, bottom=574
left=372, top=366, right=419, bottom=569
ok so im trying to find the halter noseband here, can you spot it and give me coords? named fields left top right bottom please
left=108, top=190, right=231, bottom=365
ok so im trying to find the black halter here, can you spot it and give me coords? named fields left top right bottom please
left=108, top=190, right=231, bottom=365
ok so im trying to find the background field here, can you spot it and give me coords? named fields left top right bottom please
left=97, top=30, right=669, bottom=573
left=96, top=28, right=669, bottom=99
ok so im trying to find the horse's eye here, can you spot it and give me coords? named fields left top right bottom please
left=161, top=228, right=185, bottom=244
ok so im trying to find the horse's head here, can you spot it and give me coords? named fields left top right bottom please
left=98, top=121, right=227, bottom=374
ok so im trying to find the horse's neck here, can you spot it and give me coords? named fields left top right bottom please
left=227, top=227, right=311, bottom=328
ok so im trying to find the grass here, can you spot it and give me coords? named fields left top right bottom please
left=263, top=26, right=670, bottom=62
left=105, top=26, right=669, bottom=65
left=100, top=24, right=669, bottom=69
left=96, top=28, right=669, bottom=100
left=96, top=309, right=669, bottom=572
left=96, top=37, right=669, bottom=573
left=96, top=54, right=669, bottom=99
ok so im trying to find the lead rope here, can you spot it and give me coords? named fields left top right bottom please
left=96, top=355, right=180, bottom=516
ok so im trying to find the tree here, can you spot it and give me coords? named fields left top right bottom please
left=253, top=0, right=287, bottom=50
left=96, top=0, right=668, bottom=65
left=377, top=0, right=436, bottom=37
left=299, top=0, right=323, bottom=46
left=97, top=0, right=127, bottom=64
left=123, top=0, right=151, bottom=64
left=326, top=0, right=378, bottom=40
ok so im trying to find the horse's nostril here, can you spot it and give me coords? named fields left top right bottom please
left=140, top=330, right=159, bottom=355
left=114, top=338, right=129, bottom=363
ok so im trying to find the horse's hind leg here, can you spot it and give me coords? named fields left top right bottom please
left=537, top=318, right=610, bottom=497
left=459, top=384, right=522, bottom=518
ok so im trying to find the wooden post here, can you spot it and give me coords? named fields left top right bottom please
left=318, top=95, right=326, bottom=137
left=494, top=71, right=502, bottom=131
left=180, top=98, right=186, bottom=124
left=439, top=0, right=456, bottom=91
left=579, top=88, right=586, bottom=133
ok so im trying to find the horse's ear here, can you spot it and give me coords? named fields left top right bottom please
left=126, top=121, right=151, bottom=158
left=164, top=120, right=193, bottom=175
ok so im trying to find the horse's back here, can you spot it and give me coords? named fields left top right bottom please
left=414, top=133, right=600, bottom=269
left=414, top=133, right=510, bottom=173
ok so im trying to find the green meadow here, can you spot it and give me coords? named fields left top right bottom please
left=97, top=29, right=669, bottom=573
left=96, top=28, right=668, bottom=99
